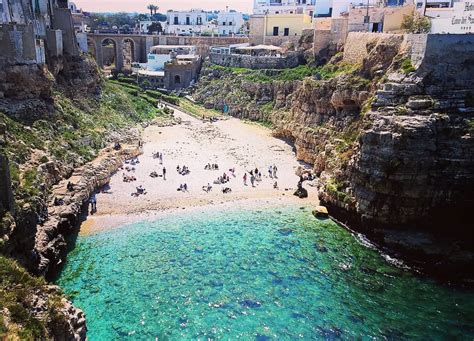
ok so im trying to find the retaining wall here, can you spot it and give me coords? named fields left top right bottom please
left=209, top=52, right=302, bottom=69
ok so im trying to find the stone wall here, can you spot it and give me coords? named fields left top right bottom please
left=164, top=58, right=201, bottom=90
left=313, top=19, right=348, bottom=63
left=0, top=24, right=38, bottom=65
left=46, top=29, right=63, bottom=57
left=413, top=34, right=474, bottom=94
left=51, top=7, right=79, bottom=56
left=209, top=52, right=302, bottom=69
left=249, top=15, right=265, bottom=45
left=343, top=32, right=404, bottom=64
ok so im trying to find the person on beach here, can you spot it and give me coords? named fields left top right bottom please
left=183, top=183, right=188, bottom=192
left=273, top=164, right=278, bottom=178
left=243, top=173, right=247, bottom=186
left=163, top=167, right=166, bottom=180
left=90, top=193, right=97, bottom=214
left=268, top=166, right=273, bottom=178
left=273, top=181, right=278, bottom=189
left=250, top=174, right=255, bottom=187
left=67, top=181, right=74, bottom=192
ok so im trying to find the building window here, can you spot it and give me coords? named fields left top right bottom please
left=223, top=22, right=226, bottom=25
left=186, top=16, right=190, bottom=25
left=174, top=75, right=181, bottom=84
left=229, top=21, right=233, bottom=25
left=284, top=28, right=289, bottom=36
left=174, top=16, right=178, bottom=24
left=197, top=16, right=202, bottom=25
left=223, top=30, right=226, bottom=35
left=273, top=26, right=279, bottom=36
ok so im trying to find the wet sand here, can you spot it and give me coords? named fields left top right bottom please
left=81, top=109, right=318, bottom=234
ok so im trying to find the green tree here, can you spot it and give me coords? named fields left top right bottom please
left=401, top=12, right=431, bottom=34
left=148, top=22, right=163, bottom=34
left=147, top=4, right=159, bottom=16
left=147, top=4, right=154, bottom=16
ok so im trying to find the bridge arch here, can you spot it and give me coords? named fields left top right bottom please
left=122, top=38, right=136, bottom=71
left=101, top=38, right=119, bottom=71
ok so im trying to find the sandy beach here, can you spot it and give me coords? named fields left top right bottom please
left=81, top=109, right=318, bottom=234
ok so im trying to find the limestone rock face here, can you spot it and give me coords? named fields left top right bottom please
left=34, top=144, right=142, bottom=277
left=0, top=55, right=103, bottom=120
left=30, top=285, right=87, bottom=340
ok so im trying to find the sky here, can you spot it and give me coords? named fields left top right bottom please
left=73, top=0, right=254, bottom=14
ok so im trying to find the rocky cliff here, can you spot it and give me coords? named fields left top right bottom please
left=0, top=255, right=86, bottom=339
left=0, top=52, right=169, bottom=338
left=193, top=34, right=474, bottom=283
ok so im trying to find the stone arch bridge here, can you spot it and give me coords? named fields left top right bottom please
left=86, top=33, right=249, bottom=70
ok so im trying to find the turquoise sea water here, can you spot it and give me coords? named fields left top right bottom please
left=57, top=206, right=474, bottom=340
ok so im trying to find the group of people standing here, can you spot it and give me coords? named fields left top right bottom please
left=242, top=165, right=279, bottom=188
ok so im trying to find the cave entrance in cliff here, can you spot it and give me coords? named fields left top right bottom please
left=101, top=38, right=117, bottom=71
left=122, top=38, right=135, bottom=72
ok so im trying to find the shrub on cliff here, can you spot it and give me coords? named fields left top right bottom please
left=401, top=12, right=431, bottom=34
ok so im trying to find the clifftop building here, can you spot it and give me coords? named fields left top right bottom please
left=217, top=8, right=245, bottom=35
left=0, top=0, right=79, bottom=66
left=249, top=12, right=313, bottom=45
left=253, top=0, right=316, bottom=17
left=166, top=9, right=216, bottom=35
left=138, top=45, right=201, bottom=91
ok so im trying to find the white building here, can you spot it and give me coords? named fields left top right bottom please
left=147, top=45, right=197, bottom=71
left=217, top=9, right=245, bottom=35
left=166, top=9, right=216, bottom=35
left=253, top=0, right=316, bottom=17
left=314, top=0, right=380, bottom=18
left=424, top=0, right=474, bottom=33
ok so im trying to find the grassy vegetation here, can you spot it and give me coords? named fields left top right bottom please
left=361, top=96, right=375, bottom=115
left=326, top=178, right=353, bottom=205
left=144, top=90, right=180, bottom=106
left=178, top=99, right=223, bottom=119
left=400, top=58, right=416, bottom=74
left=0, top=256, right=67, bottom=339
left=209, top=62, right=360, bottom=83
